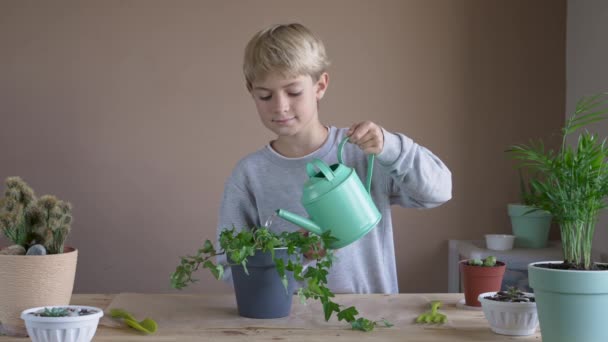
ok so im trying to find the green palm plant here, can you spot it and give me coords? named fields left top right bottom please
left=507, top=93, right=608, bottom=270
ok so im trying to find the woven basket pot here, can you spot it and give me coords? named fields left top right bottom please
left=0, top=247, right=77, bottom=337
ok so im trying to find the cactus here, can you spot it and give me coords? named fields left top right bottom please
left=0, top=177, right=73, bottom=254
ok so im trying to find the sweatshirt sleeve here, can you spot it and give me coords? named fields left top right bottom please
left=376, top=128, right=452, bottom=208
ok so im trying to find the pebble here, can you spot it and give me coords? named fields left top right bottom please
left=26, top=244, right=47, bottom=256
left=0, top=245, right=26, bottom=255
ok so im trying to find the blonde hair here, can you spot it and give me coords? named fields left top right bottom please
left=243, top=23, right=330, bottom=91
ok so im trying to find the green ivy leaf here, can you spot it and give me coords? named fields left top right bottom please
left=322, top=300, right=340, bottom=321
left=202, top=260, right=223, bottom=280
left=337, top=306, right=358, bottom=322
left=274, top=258, right=285, bottom=277
left=381, top=319, right=394, bottom=327
left=297, top=288, right=308, bottom=304
left=351, top=318, right=376, bottom=332
left=201, top=240, right=215, bottom=254
left=241, top=259, right=249, bottom=275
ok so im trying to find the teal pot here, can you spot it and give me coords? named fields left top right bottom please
left=529, top=261, right=608, bottom=342
left=508, top=204, right=552, bottom=248
left=230, top=248, right=298, bottom=319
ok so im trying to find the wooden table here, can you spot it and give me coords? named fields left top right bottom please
left=0, top=293, right=541, bottom=341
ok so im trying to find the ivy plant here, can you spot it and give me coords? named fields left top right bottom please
left=170, top=226, right=392, bottom=332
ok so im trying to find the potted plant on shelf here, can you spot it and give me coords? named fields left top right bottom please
left=170, top=226, right=392, bottom=331
left=0, top=177, right=77, bottom=337
left=478, top=287, right=538, bottom=336
left=20, top=306, right=103, bottom=342
left=459, top=256, right=506, bottom=307
left=507, top=170, right=553, bottom=248
left=507, top=92, right=608, bottom=342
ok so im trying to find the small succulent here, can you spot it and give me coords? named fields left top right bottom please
left=485, top=286, right=535, bottom=303
left=467, top=256, right=497, bottom=267
left=39, top=307, right=70, bottom=317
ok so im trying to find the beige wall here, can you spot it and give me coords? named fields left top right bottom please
left=0, top=0, right=566, bottom=293
left=566, top=0, right=608, bottom=257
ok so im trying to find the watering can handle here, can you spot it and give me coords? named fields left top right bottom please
left=306, top=159, right=335, bottom=181
left=338, top=136, right=375, bottom=193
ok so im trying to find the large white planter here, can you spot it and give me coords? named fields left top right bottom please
left=21, top=305, right=103, bottom=342
left=478, top=291, right=538, bottom=336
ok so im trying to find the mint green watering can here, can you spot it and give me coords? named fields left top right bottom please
left=276, top=137, right=382, bottom=249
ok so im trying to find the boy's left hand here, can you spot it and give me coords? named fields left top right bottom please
left=346, top=121, right=384, bottom=155
left=298, top=229, right=327, bottom=259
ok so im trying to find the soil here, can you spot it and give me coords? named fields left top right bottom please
left=484, top=290, right=535, bottom=303
left=29, top=307, right=99, bottom=317
left=534, top=262, right=608, bottom=271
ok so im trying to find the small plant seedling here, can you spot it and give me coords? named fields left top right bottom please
left=467, top=256, right=497, bottom=267
left=415, top=301, right=447, bottom=324
left=40, top=308, right=69, bottom=317
left=110, top=308, right=158, bottom=334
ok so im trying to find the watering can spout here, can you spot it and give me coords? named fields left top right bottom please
left=276, top=209, right=323, bottom=236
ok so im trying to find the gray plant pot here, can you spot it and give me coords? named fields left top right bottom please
left=230, top=248, right=298, bottom=319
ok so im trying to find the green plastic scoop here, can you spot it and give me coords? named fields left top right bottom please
left=415, top=300, right=447, bottom=324
left=109, top=308, right=158, bottom=334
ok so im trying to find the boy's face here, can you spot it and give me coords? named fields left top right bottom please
left=250, top=72, right=328, bottom=137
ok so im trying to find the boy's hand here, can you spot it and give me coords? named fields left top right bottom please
left=298, top=229, right=327, bottom=259
left=346, top=121, right=384, bottom=155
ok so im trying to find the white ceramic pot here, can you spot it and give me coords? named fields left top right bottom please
left=478, top=291, right=538, bottom=336
left=20, top=305, right=103, bottom=342
left=485, top=234, right=515, bottom=251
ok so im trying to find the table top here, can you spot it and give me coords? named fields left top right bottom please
left=0, top=293, right=541, bottom=341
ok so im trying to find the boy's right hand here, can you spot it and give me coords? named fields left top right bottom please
left=347, top=121, right=384, bottom=155
left=298, top=229, right=327, bottom=259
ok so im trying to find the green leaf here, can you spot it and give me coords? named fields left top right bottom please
left=297, top=288, right=308, bottom=304
left=202, top=260, right=223, bottom=280
left=274, top=258, right=285, bottom=277
left=337, top=306, right=358, bottom=322
left=241, top=260, right=249, bottom=275
left=281, top=276, right=288, bottom=293
left=201, top=240, right=215, bottom=254
left=351, top=318, right=376, bottom=332
left=381, top=319, right=394, bottom=327
left=322, top=300, right=340, bottom=322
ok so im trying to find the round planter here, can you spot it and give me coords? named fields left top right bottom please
left=459, top=260, right=506, bottom=307
left=20, top=305, right=103, bottom=342
left=508, top=204, right=552, bottom=248
left=478, top=291, right=538, bottom=336
left=485, top=234, right=515, bottom=251
left=0, top=248, right=78, bottom=337
left=230, top=248, right=298, bottom=318
left=529, top=261, right=608, bottom=342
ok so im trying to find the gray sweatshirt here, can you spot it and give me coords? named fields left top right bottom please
left=217, top=126, right=452, bottom=294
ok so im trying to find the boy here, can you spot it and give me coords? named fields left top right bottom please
left=217, top=23, right=452, bottom=294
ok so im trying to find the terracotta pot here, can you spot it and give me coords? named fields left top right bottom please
left=460, top=260, right=506, bottom=307
left=0, top=247, right=77, bottom=337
